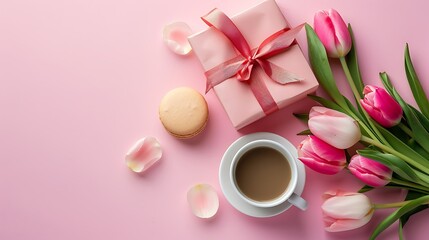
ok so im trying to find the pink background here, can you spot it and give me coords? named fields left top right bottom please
left=1, top=0, right=428, bottom=239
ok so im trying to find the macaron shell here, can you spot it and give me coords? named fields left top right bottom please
left=159, top=87, right=209, bottom=138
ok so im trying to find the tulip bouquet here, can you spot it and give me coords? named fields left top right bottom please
left=296, top=9, right=429, bottom=239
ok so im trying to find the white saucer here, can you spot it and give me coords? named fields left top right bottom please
left=219, top=132, right=306, bottom=218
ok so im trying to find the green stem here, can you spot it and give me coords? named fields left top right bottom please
left=415, top=171, right=429, bottom=188
left=348, top=110, right=380, bottom=141
left=339, top=57, right=362, bottom=100
left=373, top=195, right=429, bottom=209
left=361, top=135, right=429, bottom=172
left=373, top=200, right=412, bottom=209
left=398, top=122, right=413, bottom=138
left=390, top=178, right=429, bottom=192
left=340, top=57, right=389, bottom=145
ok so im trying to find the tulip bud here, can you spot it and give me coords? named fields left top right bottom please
left=308, top=106, right=361, bottom=149
left=298, top=135, right=346, bottom=175
left=322, top=190, right=374, bottom=232
left=360, top=85, right=403, bottom=127
left=314, top=9, right=351, bottom=58
left=349, top=154, right=393, bottom=187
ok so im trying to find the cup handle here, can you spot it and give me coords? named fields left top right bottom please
left=287, top=193, right=307, bottom=211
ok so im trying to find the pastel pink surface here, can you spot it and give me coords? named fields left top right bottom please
left=1, top=1, right=428, bottom=240
left=189, top=0, right=318, bottom=129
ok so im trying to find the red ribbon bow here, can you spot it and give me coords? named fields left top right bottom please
left=202, top=9, right=304, bottom=115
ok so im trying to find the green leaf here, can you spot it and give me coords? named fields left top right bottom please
left=343, top=95, right=376, bottom=137
left=386, top=182, right=429, bottom=194
left=297, top=129, right=312, bottom=135
left=345, top=24, right=364, bottom=97
left=293, top=113, right=309, bottom=122
left=408, top=141, right=429, bottom=161
left=406, top=190, right=429, bottom=201
left=379, top=72, right=394, bottom=96
left=356, top=100, right=370, bottom=125
left=307, top=94, right=345, bottom=113
left=405, top=44, right=429, bottom=118
left=357, top=149, right=419, bottom=182
left=388, top=125, right=411, bottom=145
left=414, top=171, right=429, bottom=187
left=410, top=105, right=429, bottom=131
left=377, top=126, right=429, bottom=171
left=400, top=191, right=429, bottom=227
left=379, top=72, right=429, bottom=152
left=358, top=185, right=374, bottom=193
left=399, top=221, right=404, bottom=240
left=370, top=195, right=429, bottom=240
left=343, top=96, right=363, bottom=120
left=392, top=88, right=429, bottom=153
left=305, top=24, right=347, bottom=108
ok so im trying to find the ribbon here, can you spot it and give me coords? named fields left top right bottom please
left=202, top=8, right=304, bottom=115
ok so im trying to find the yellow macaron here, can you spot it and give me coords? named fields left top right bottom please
left=159, top=87, right=209, bottom=139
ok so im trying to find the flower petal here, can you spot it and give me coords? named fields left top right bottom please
left=309, top=136, right=346, bottom=163
left=361, top=85, right=403, bottom=127
left=349, top=155, right=392, bottom=187
left=299, top=156, right=344, bottom=175
left=187, top=184, right=219, bottom=219
left=314, top=9, right=351, bottom=58
left=125, top=137, right=162, bottom=173
left=324, top=210, right=374, bottom=232
left=314, top=11, right=337, bottom=56
left=322, top=194, right=372, bottom=219
left=309, top=114, right=360, bottom=149
left=349, top=169, right=389, bottom=187
left=358, top=156, right=392, bottom=178
left=373, top=87, right=403, bottom=123
left=322, top=190, right=356, bottom=200
left=327, top=9, right=351, bottom=57
left=163, top=22, right=193, bottom=55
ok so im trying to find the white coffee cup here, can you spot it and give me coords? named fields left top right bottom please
left=230, top=139, right=307, bottom=210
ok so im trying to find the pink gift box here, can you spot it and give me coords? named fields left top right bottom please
left=188, top=0, right=318, bottom=129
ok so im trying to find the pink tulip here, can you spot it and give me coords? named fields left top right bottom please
left=298, top=135, right=346, bottom=175
left=322, top=190, right=374, bottom=232
left=349, top=154, right=393, bottom=187
left=308, top=106, right=361, bottom=149
left=360, top=85, right=403, bottom=127
left=314, top=9, right=351, bottom=58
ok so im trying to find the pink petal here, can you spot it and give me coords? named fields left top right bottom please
left=360, top=98, right=375, bottom=113
left=163, top=22, right=193, bottom=55
left=308, top=114, right=360, bottom=149
left=314, top=11, right=337, bottom=56
left=309, top=136, right=346, bottom=163
left=362, top=85, right=403, bottom=127
left=361, top=98, right=394, bottom=127
left=373, top=88, right=403, bottom=123
left=298, top=136, right=346, bottom=175
left=327, top=9, right=351, bottom=57
left=309, top=106, right=354, bottom=120
left=125, top=137, right=162, bottom=173
left=349, top=155, right=392, bottom=187
left=324, top=210, right=374, bottom=232
left=299, top=157, right=344, bottom=175
left=359, top=157, right=392, bottom=178
left=322, top=190, right=354, bottom=200
left=349, top=169, right=389, bottom=187
left=309, top=106, right=329, bottom=118
left=321, top=191, right=374, bottom=232
left=322, top=194, right=372, bottom=219
left=187, top=184, right=219, bottom=219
